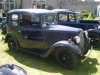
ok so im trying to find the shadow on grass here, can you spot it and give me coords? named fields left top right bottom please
left=75, top=57, right=99, bottom=75
left=1, top=31, right=6, bottom=35
left=93, top=47, right=100, bottom=51
left=5, top=50, right=99, bottom=75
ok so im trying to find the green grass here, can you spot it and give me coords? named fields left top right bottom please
left=0, top=31, right=100, bottom=75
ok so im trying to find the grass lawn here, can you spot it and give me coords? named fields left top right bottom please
left=0, top=31, right=100, bottom=75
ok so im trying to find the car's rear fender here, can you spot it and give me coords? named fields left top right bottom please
left=5, top=33, right=18, bottom=43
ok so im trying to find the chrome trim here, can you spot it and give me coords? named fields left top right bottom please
left=79, top=31, right=84, bottom=52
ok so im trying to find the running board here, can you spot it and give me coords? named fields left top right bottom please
left=19, top=48, right=47, bottom=58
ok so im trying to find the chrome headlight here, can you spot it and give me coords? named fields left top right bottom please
left=84, top=31, right=88, bottom=36
left=74, top=36, right=80, bottom=44
left=98, top=26, right=100, bottom=29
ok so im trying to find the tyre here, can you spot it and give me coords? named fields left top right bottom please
left=8, top=38, right=19, bottom=51
left=55, top=47, right=78, bottom=69
left=89, top=33, right=100, bottom=48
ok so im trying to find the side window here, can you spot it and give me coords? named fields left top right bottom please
left=69, top=14, right=75, bottom=22
left=59, top=14, right=68, bottom=22
left=19, top=14, right=40, bottom=28
left=19, top=14, right=32, bottom=28
left=11, top=14, right=18, bottom=27
left=31, top=15, right=40, bottom=27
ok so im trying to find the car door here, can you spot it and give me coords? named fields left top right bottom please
left=8, top=14, right=27, bottom=48
left=8, top=14, right=22, bottom=42
left=18, top=14, right=47, bottom=50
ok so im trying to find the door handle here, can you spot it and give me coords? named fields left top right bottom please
left=24, top=36, right=28, bottom=39
left=18, top=30, right=21, bottom=33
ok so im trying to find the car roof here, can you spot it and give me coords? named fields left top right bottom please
left=8, top=9, right=56, bottom=14
left=52, top=9, right=80, bottom=14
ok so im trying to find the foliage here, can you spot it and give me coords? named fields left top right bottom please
left=79, top=10, right=96, bottom=20
left=87, top=12, right=95, bottom=20
left=80, top=10, right=89, bottom=20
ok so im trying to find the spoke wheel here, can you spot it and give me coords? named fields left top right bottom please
left=55, top=48, right=77, bottom=69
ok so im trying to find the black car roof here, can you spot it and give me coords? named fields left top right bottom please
left=52, top=9, right=80, bottom=14
left=8, top=9, right=56, bottom=14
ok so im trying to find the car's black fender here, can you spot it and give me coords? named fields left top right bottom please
left=41, top=40, right=81, bottom=58
left=88, top=29, right=100, bottom=35
left=87, top=29, right=100, bottom=47
left=5, top=33, right=20, bottom=47
left=5, top=33, right=15, bottom=42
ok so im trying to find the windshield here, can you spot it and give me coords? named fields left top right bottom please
left=42, top=14, right=57, bottom=26
left=58, top=13, right=76, bottom=22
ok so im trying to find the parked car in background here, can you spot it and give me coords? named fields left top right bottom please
left=5, top=9, right=90, bottom=69
left=52, top=9, right=100, bottom=47
left=0, top=12, right=6, bottom=22
left=1, top=17, right=7, bottom=34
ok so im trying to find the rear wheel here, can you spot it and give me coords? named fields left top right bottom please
left=55, top=47, right=78, bottom=69
left=8, top=38, right=19, bottom=51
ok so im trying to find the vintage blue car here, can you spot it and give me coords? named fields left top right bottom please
left=5, top=9, right=90, bottom=69
left=52, top=9, right=100, bottom=47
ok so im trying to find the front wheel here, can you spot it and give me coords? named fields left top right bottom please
left=55, top=47, right=78, bottom=69
left=8, top=38, right=19, bottom=51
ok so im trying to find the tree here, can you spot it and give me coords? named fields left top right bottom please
left=88, top=12, right=95, bottom=20
left=19, top=0, right=23, bottom=9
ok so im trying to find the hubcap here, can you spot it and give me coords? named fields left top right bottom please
left=9, top=39, right=16, bottom=50
left=58, top=50, right=72, bottom=66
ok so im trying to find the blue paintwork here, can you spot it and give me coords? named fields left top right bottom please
left=46, top=25, right=82, bottom=32
left=52, top=9, right=99, bottom=30
left=5, top=9, right=89, bottom=57
left=42, top=25, right=82, bottom=46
